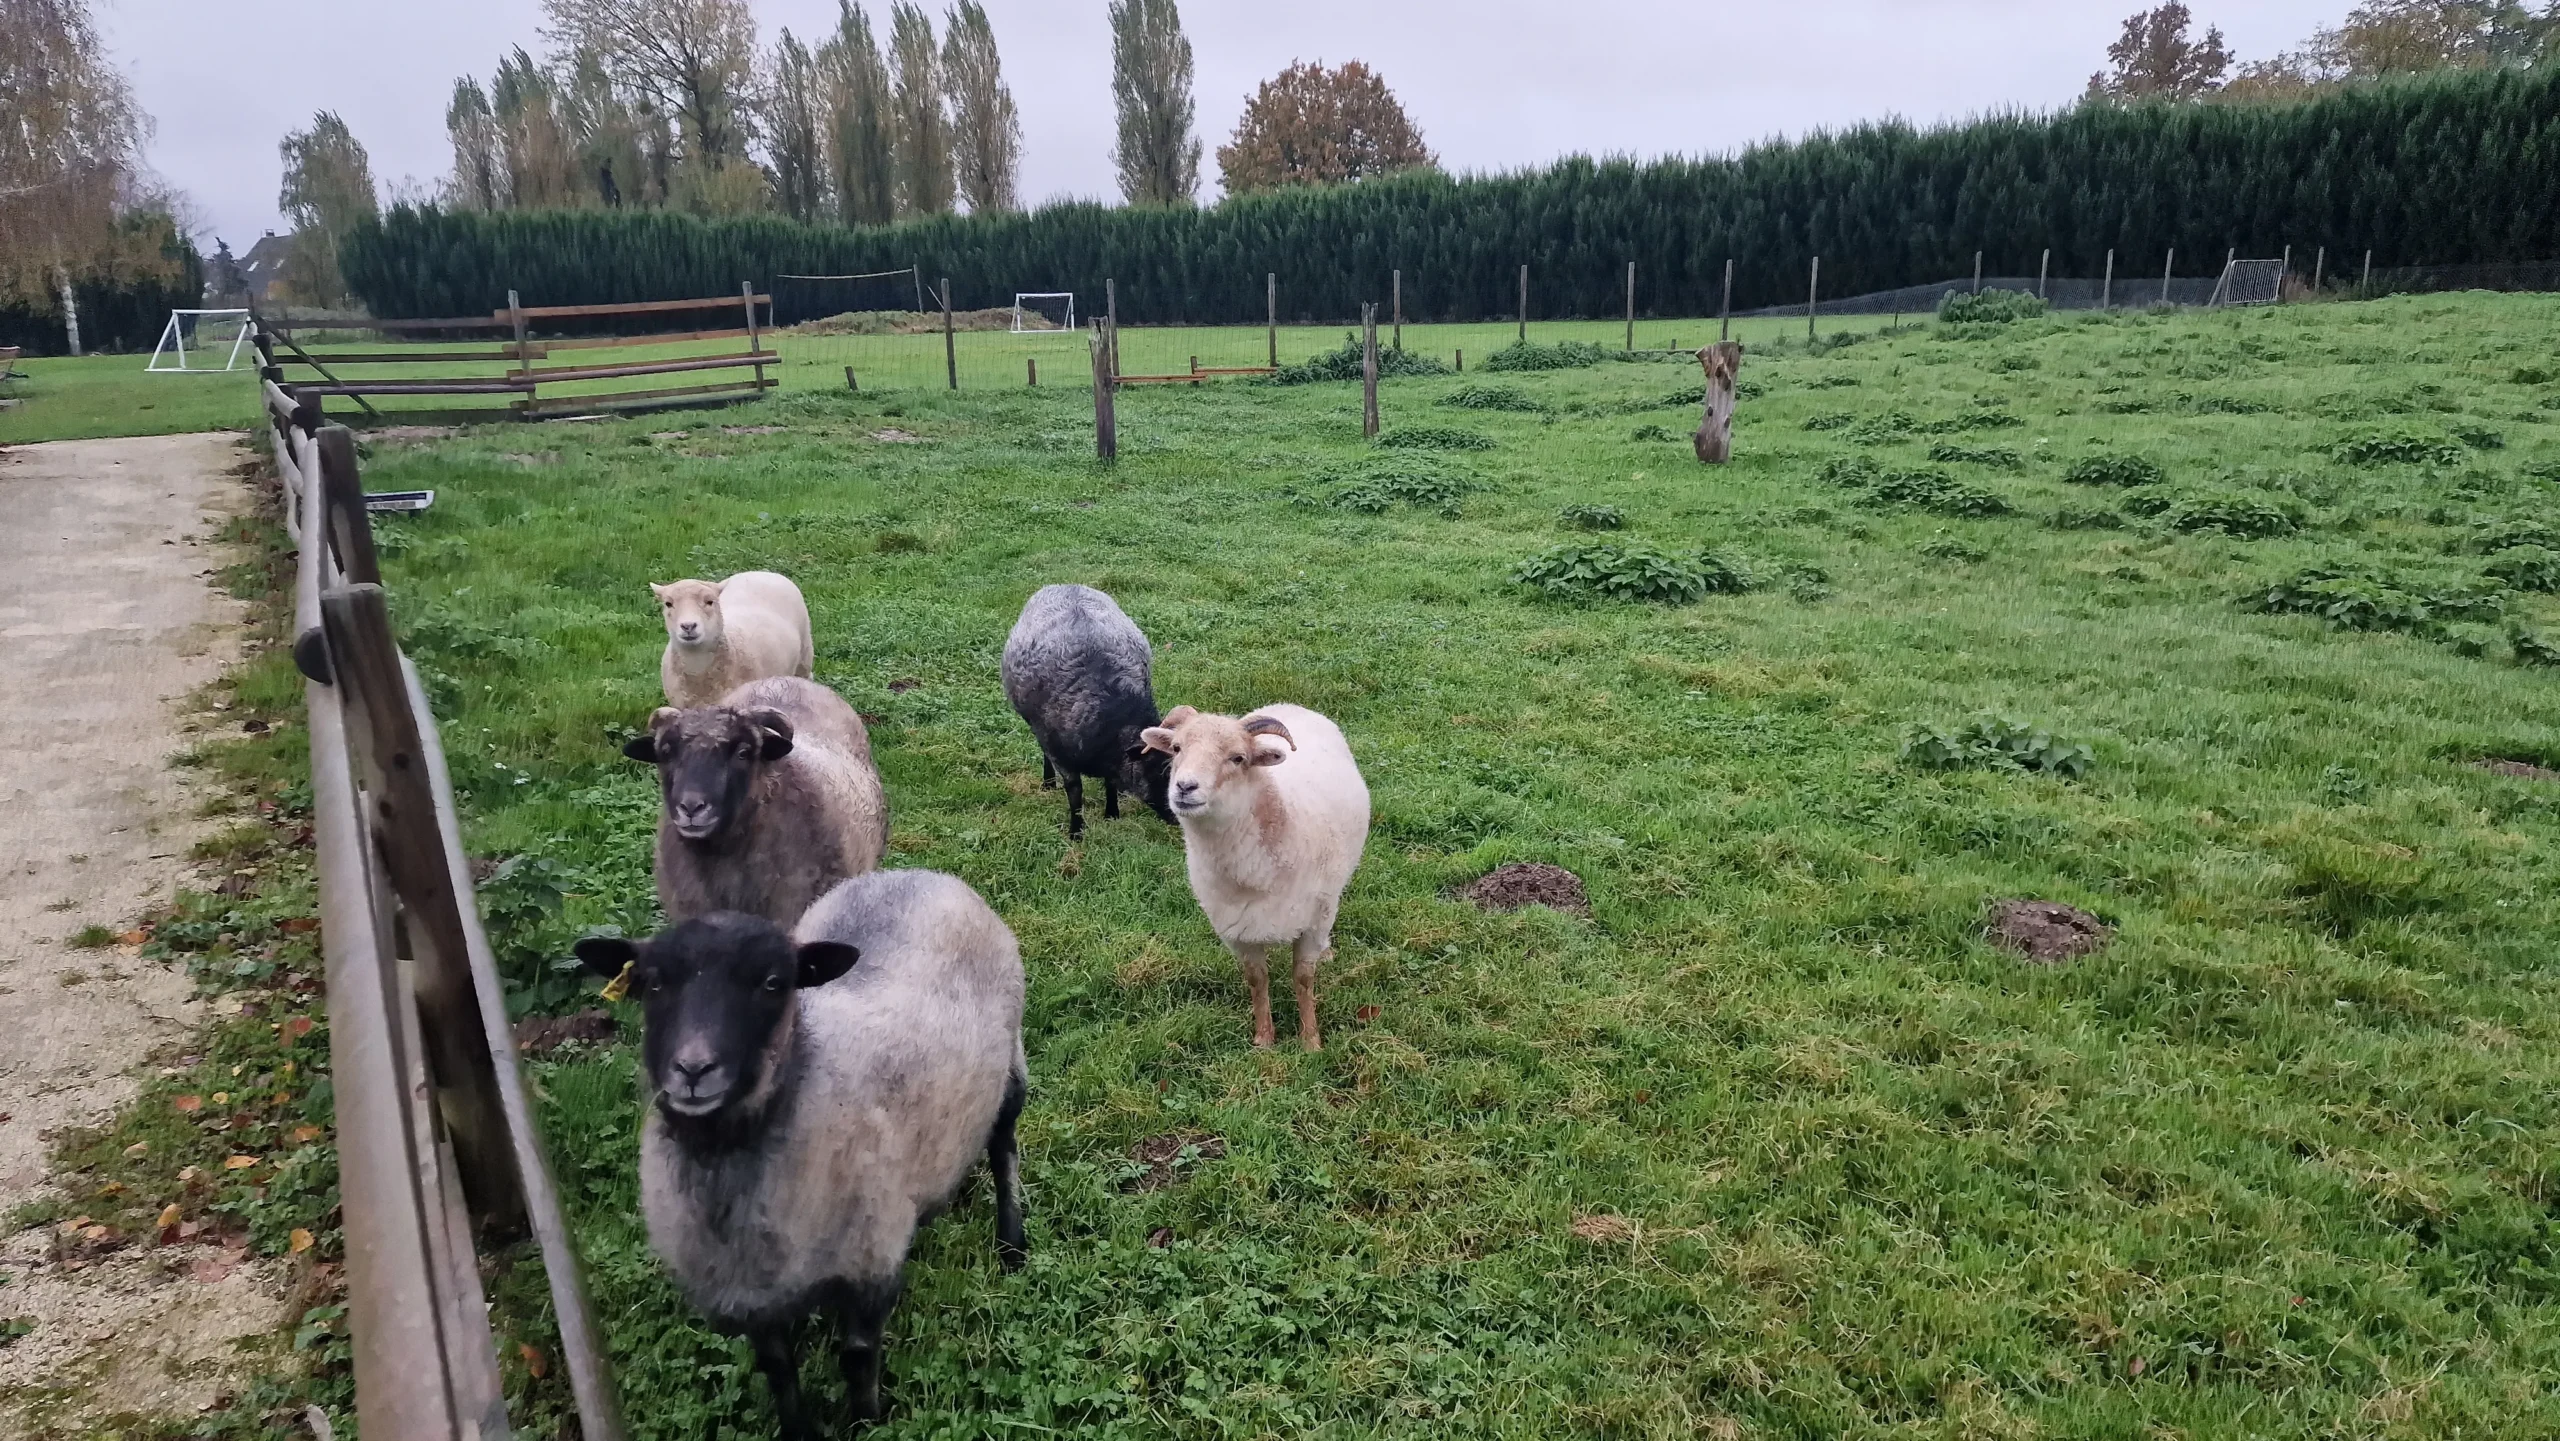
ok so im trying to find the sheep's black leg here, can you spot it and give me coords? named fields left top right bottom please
left=989, top=1069, right=1028, bottom=1270
left=1103, top=775, right=1122, bottom=820
left=1063, top=771, right=1085, bottom=839
left=749, top=1325, right=814, bottom=1441
left=1040, top=753, right=1056, bottom=789
left=834, top=1275, right=903, bottom=1425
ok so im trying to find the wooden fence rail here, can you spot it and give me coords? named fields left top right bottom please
left=252, top=293, right=777, bottom=425
left=267, top=381, right=624, bottom=1441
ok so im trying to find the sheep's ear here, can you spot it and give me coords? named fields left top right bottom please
left=1250, top=736, right=1291, bottom=767
left=1162, top=705, right=1198, bottom=727
left=795, top=941, right=859, bottom=988
left=621, top=733, right=658, bottom=763
left=649, top=582, right=669, bottom=600
left=1139, top=726, right=1177, bottom=755
left=745, top=707, right=795, bottom=760
left=573, top=935, right=638, bottom=979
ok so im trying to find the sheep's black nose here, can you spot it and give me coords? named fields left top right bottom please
left=1175, top=779, right=1199, bottom=795
left=673, top=1057, right=716, bottom=1085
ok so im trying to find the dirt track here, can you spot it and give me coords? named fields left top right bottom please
left=0, top=433, right=291, bottom=1427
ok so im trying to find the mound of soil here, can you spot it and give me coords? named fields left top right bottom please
left=1122, top=1131, right=1226, bottom=1193
left=1457, top=863, right=1590, bottom=916
left=1985, top=900, right=2111, bottom=964
left=2475, top=757, right=2560, bottom=781
left=513, top=1009, right=617, bottom=1056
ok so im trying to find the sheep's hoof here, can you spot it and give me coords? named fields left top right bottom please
left=1251, top=1031, right=1275, bottom=1049
left=1301, top=1033, right=1322, bottom=1053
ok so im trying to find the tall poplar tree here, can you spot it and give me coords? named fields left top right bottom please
left=1108, top=0, right=1200, bottom=204
left=942, top=0, right=1021, bottom=213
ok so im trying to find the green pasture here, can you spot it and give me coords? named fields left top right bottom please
left=33, top=291, right=2560, bottom=1438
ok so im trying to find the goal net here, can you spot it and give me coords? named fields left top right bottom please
left=146, top=309, right=253, bottom=372
left=1012, top=292, right=1075, bottom=333
left=771, top=268, right=925, bottom=331
left=2213, top=259, right=2286, bottom=307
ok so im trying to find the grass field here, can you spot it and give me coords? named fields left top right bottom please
left=36, top=291, right=2560, bottom=1438
left=0, top=313, right=1908, bottom=445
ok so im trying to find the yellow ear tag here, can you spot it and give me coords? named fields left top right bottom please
left=600, top=961, right=634, bottom=1004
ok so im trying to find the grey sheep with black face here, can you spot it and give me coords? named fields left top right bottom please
left=622, top=675, right=888, bottom=926
left=1000, top=584, right=1175, bottom=839
left=573, top=870, right=1028, bottom=1437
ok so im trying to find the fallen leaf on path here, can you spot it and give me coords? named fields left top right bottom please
left=157, top=1204, right=181, bottom=1228
left=173, top=1095, right=202, bottom=1114
left=290, top=1229, right=313, bottom=1254
left=291, top=1125, right=322, bottom=1144
left=519, top=1343, right=547, bottom=1378
left=222, top=1155, right=257, bottom=1171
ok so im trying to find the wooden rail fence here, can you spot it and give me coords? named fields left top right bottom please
left=266, top=381, right=623, bottom=1441
left=253, top=289, right=777, bottom=426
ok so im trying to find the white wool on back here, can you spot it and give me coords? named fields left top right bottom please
left=1177, top=704, right=1370, bottom=947
left=661, top=570, right=815, bottom=709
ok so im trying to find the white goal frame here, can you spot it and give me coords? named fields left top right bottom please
left=1012, top=292, right=1076, bottom=333
left=146, top=309, right=254, bottom=372
left=2209, top=259, right=2286, bottom=308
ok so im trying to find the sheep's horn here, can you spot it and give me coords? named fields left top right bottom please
left=1242, top=715, right=1296, bottom=750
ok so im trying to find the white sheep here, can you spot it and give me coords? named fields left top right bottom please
left=652, top=570, right=814, bottom=708
left=1140, top=702, right=1370, bottom=1050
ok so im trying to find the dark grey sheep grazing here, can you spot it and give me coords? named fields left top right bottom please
left=623, top=675, right=888, bottom=925
left=1000, top=583, right=1174, bottom=839
left=572, top=870, right=1026, bottom=1437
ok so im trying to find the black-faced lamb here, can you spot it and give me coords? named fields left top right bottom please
left=572, top=869, right=1026, bottom=1436
left=1139, top=702, right=1371, bottom=1050
left=1000, top=583, right=1174, bottom=839
left=653, top=570, right=815, bottom=708
left=623, top=675, right=887, bottom=926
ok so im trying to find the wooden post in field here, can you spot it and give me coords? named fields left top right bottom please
left=1360, top=303, right=1380, bottom=439
left=1392, top=268, right=1403, bottom=352
left=1694, top=341, right=1743, bottom=465
left=1089, top=323, right=1116, bottom=462
left=1105, top=277, right=1119, bottom=377
left=940, top=277, right=956, bottom=390
left=2362, top=249, right=2373, bottom=296
left=1454, top=348, right=1462, bottom=372
left=2161, top=248, right=2174, bottom=307
left=1027, top=357, right=1037, bottom=386
left=2039, top=249, right=2050, bottom=300
left=743, top=281, right=765, bottom=393
left=844, top=365, right=858, bottom=391
left=1517, top=264, right=1528, bottom=343
left=2313, top=246, right=2327, bottom=295
left=2280, top=244, right=2293, bottom=301
left=2102, top=250, right=2114, bottom=309
left=1720, top=258, right=1734, bottom=343
left=507, top=288, right=529, bottom=388
left=1972, top=250, right=1983, bottom=294
left=1807, top=255, right=1820, bottom=343
left=1624, top=260, right=1636, bottom=352
left=1266, top=272, right=1276, bottom=369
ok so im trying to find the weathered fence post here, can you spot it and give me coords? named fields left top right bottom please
left=2039, top=249, right=2050, bottom=300
left=1027, top=357, right=1037, bottom=387
left=1807, top=255, right=1820, bottom=343
left=2280, top=244, right=2293, bottom=301
left=2361, top=249, right=2373, bottom=296
left=743, top=281, right=765, bottom=393
left=1106, top=277, right=1120, bottom=378
left=1624, top=260, right=1636, bottom=352
left=2102, top=250, right=2115, bottom=310
left=2313, top=246, right=2327, bottom=296
left=844, top=365, right=858, bottom=392
left=1090, top=323, right=1116, bottom=462
left=1392, top=268, right=1403, bottom=352
left=2161, top=248, right=2175, bottom=307
left=1720, top=258, right=1734, bottom=343
left=1266, top=272, right=1276, bottom=370
left=508, top=289, right=531, bottom=414
left=1361, top=303, right=1380, bottom=439
left=941, top=277, right=956, bottom=390
left=1517, top=264, right=1528, bottom=343
left=1973, top=250, right=1983, bottom=294
left=1694, top=342, right=1743, bottom=465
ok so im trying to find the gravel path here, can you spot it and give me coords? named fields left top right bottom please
left=0, top=432, right=292, bottom=1429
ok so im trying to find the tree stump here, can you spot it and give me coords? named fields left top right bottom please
left=1693, top=341, right=1743, bottom=464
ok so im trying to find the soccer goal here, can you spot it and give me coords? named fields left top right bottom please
left=2210, top=259, right=2287, bottom=308
left=146, top=309, right=254, bottom=372
left=1012, top=293, right=1076, bottom=333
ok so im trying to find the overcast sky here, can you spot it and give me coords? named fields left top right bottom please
left=102, top=0, right=2351, bottom=250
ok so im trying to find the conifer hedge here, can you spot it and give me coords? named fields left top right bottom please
left=342, top=65, right=2560, bottom=325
